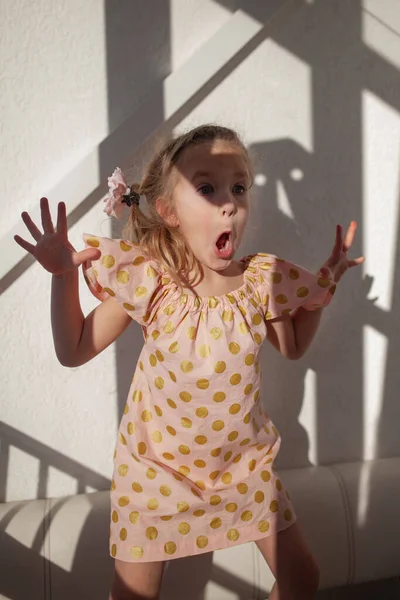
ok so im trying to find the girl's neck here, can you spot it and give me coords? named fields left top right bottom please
left=183, top=259, right=246, bottom=299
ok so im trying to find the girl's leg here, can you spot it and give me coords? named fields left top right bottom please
left=109, top=559, right=165, bottom=600
left=255, top=522, right=319, bottom=600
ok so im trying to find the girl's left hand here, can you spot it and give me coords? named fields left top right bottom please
left=320, top=221, right=365, bottom=283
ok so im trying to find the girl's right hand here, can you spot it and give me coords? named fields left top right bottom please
left=14, top=197, right=101, bottom=276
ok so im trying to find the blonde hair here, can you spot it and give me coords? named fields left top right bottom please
left=122, top=124, right=253, bottom=286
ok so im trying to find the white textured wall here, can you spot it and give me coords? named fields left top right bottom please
left=2, top=0, right=400, bottom=523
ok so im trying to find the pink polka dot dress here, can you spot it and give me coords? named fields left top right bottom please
left=82, top=234, right=336, bottom=563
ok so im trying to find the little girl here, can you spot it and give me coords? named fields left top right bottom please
left=15, top=125, right=363, bottom=600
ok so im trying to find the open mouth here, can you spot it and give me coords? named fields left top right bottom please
left=215, top=231, right=233, bottom=259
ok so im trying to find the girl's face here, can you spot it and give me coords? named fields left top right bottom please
left=170, top=141, right=251, bottom=273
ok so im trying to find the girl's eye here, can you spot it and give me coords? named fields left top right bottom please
left=199, top=184, right=214, bottom=195
left=233, top=184, right=246, bottom=195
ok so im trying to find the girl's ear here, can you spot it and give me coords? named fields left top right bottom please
left=156, top=197, right=179, bottom=227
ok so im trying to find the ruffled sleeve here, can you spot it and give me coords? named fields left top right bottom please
left=250, top=253, right=337, bottom=320
left=81, top=234, right=161, bottom=325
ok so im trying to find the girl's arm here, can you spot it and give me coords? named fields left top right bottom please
left=265, top=222, right=364, bottom=360
left=52, top=269, right=132, bottom=367
left=15, top=198, right=132, bottom=368
left=266, top=308, right=323, bottom=360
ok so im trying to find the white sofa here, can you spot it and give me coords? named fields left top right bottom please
left=1, top=458, right=400, bottom=599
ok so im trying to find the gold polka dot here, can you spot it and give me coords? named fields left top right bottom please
left=119, top=527, right=127, bottom=541
left=169, top=341, right=179, bottom=353
left=155, top=377, right=164, bottom=390
left=123, top=403, right=129, bottom=415
left=222, top=309, right=234, bottom=322
left=118, top=496, right=130, bottom=507
left=241, top=510, right=253, bottom=522
left=215, top=361, right=226, bottom=374
left=166, top=425, right=176, bottom=436
left=160, top=485, right=172, bottom=497
left=196, top=535, right=208, bottom=549
left=317, top=276, right=330, bottom=288
left=195, top=480, right=206, bottom=491
left=178, top=465, right=190, bottom=476
left=249, top=459, right=257, bottom=471
left=111, top=480, right=116, bottom=491
left=160, top=516, right=173, bottom=521
left=152, top=431, right=162, bottom=443
left=195, top=435, right=207, bottom=445
left=210, top=517, right=222, bottom=529
left=213, top=392, right=226, bottom=403
left=146, top=468, right=157, bottom=480
left=210, top=327, right=223, bottom=340
left=111, top=544, right=117, bottom=557
left=179, top=445, right=191, bottom=455
left=132, top=255, right=145, bottom=266
left=129, top=511, right=140, bottom=524
left=237, top=483, right=248, bottom=494
left=146, top=498, right=158, bottom=511
left=243, top=413, right=251, bottom=425
left=155, top=350, right=164, bottom=362
left=270, top=500, right=279, bottom=513
left=149, top=354, right=157, bottom=367
left=254, top=333, right=262, bottom=345
left=181, top=417, right=192, bottom=429
left=210, top=448, right=221, bottom=457
left=224, top=450, right=232, bottom=462
left=284, top=509, right=293, bottom=521
left=276, top=479, right=283, bottom=491
left=169, top=371, right=177, bottom=383
left=209, top=470, right=220, bottom=481
left=177, top=501, right=190, bottom=513
left=167, top=398, right=177, bottom=408
left=86, top=236, right=100, bottom=248
left=179, top=391, right=192, bottom=403
left=135, top=286, right=148, bottom=298
left=164, top=541, right=177, bottom=555
left=194, top=459, right=206, bottom=468
left=163, top=321, right=175, bottom=334
left=229, top=342, right=241, bottom=354
left=229, top=404, right=241, bottom=415
left=196, top=407, right=208, bottom=418
left=198, top=344, right=211, bottom=358
left=240, top=438, right=251, bottom=446
left=132, top=482, right=143, bottom=493
left=227, top=529, right=240, bottom=542
left=118, top=464, right=128, bottom=477
left=212, top=420, right=225, bottom=432
left=137, top=442, right=147, bottom=455
left=228, top=431, right=239, bottom=442
left=230, top=373, right=242, bottom=385
left=163, top=452, right=175, bottom=461
left=258, top=521, right=270, bottom=533
left=132, top=390, right=143, bottom=402
left=130, top=546, right=144, bottom=559
left=210, top=495, right=221, bottom=506
left=141, top=410, right=152, bottom=422
left=222, top=472, right=232, bottom=484
left=152, top=330, right=160, bottom=340
left=244, top=384, right=253, bottom=395
left=194, top=509, right=205, bottom=517
left=196, top=378, right=210, bottom=390
left=225, top=502, right=237, bottom=513
left=181, top=360, right=194, bottom=373
left=233, top=453, right=242, bottom=463
left=245, top=353, right=254, bottom=366
left=119, top=433, right=127, bottom=445
left=146, top=526, right=158, bottom=540
left=255, top=491, right=265, bottom=503
left=127, top=422, right=135, bottom=435
left=102, top=255, right=115, bottom=269
left=178, top=522, right=191, bottom=535
left=261, top=470, right=271, bottom=483
left=112, top=510, right=119, bottom=523
left=239, top=322, right=250, bottom=335
left=186, top=326, right=197, bottom=340
left=252, top=313, right=262, bottom=326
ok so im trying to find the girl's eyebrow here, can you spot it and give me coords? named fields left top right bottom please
left=190, top=170, right=248, bottom=181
